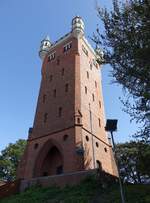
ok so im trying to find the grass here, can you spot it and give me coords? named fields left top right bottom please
left=0, top=176, right=150, bottom=203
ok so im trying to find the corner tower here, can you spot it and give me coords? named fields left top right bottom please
left=17, top=17, right=117, bottom=179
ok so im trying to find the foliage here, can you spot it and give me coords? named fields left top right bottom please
left=116, top=141, right=150, bottom=183
left=94, top=0, right=150, bottom=142
left=0, top=177, right=150, bottom=203
left=0, top=139, right=26, bottom=181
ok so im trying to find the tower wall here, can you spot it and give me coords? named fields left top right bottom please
left=17, top=18, right=117, bottom=180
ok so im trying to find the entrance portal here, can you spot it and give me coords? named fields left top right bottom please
left=41, top=146, right=63, bottom=176
left=34, top=140, right=64, bottom=177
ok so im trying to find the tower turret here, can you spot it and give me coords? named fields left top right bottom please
left=72, top=16, right=85, bottom=38
left=39, top=35, right=51, bottom=60
left=95, top=46, right=105, bottom=64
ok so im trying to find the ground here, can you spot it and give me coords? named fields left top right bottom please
left=0, top=176, right=150, bottom=203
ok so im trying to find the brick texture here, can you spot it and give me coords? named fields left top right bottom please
left=17, top=32, right=118, bottom=181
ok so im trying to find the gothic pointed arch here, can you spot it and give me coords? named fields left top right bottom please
left=34, top=139, right=64, bottom=177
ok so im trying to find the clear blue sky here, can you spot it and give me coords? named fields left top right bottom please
left=0, top=0, right=138, bottom=152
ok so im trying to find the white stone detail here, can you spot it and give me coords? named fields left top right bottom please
left=72, top=16, right=85, bottom=38
left=39, top=35, right=52, bottom=60
left=95, top=46, right=105, bottom=64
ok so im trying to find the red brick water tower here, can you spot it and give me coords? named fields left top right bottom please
left=17, top=17, right=117, bottom=180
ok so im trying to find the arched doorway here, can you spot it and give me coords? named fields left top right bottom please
left=41, top=146, right=63, bottom=176
left=34, top=139, right=63, bottom=177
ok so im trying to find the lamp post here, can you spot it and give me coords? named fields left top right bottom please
left=105, top=119, right=125, bottom=203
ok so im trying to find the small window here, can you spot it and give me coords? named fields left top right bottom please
left=65, top=83, right=69, bottom=92
left=87, top=71, right=89, bottom=79
left=95, top=81, right=97, bottom=88
left=99, top=101, right=101, bottom=108
left=86, top=135, right=89, bottom=141
left=49, top=75, right=53, bottom=82
left=34, top=143, right=39, bottom=149
left=82, top=45, right=88, bottom=56
left=98, top=118, right=101, bottom=127
left=48, top=52, right=56, bottom=62
left=85, top=86, right=87, bottom=94
left=63, top=42, right=72, bottom=52
left=92, top=94, right=95, bottom=101
left=43, top=94, right=46, bottom=103
left=58, top=107, right=62, bottom=117
left=53, top=89, right=56, bottom=97
left=90, top=63, right=92, bottom=70
left=77, top=117, right=80, bottom=124
left=63, top=134, right=68, bottom=141
left=104, top=147, right=108, bottom=152
left=44, top=113, right=48, bottom=123
left=96, top=160, right=102, bottom=170
left=96, top=142, right=99, bottom=148
left=61, top=68, right=64, bottom=76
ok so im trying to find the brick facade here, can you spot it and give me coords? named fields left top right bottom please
left=17, top=17, right=118, bottom=181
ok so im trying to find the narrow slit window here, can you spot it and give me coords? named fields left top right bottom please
left=92, top=94, right=95, bottom=101
left=95, top=81, right=97, bottom=88
left=53, top=89, right=56, bottom=97
left=43, top=94, right=46, bottom=103
left=85, top=86, right=87, bottom=94
left=99, top=101, right=101, bottom=108
left=44, top=113, right=48, bottom=123
left=58, top=107, right=62, bottom=117
left=90, top=63, right=92, bottom=70
left=87, top=71, right=89, bottom=79
left=65, top=83, right=69, bottom=92
left=98, top=118, right=101, bottom=127
left=77, top=117, right=80, bottom=124
left=61, top=68, right=64, bottom=76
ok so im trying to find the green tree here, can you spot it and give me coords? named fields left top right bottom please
left=0, top=139, right=26, bottom=181
left=116, top=141, right=150, bottom=183
left=94, top=0, right=150, bottom=141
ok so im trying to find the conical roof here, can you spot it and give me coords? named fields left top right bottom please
left=44, top=35, right=50, bottom=41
